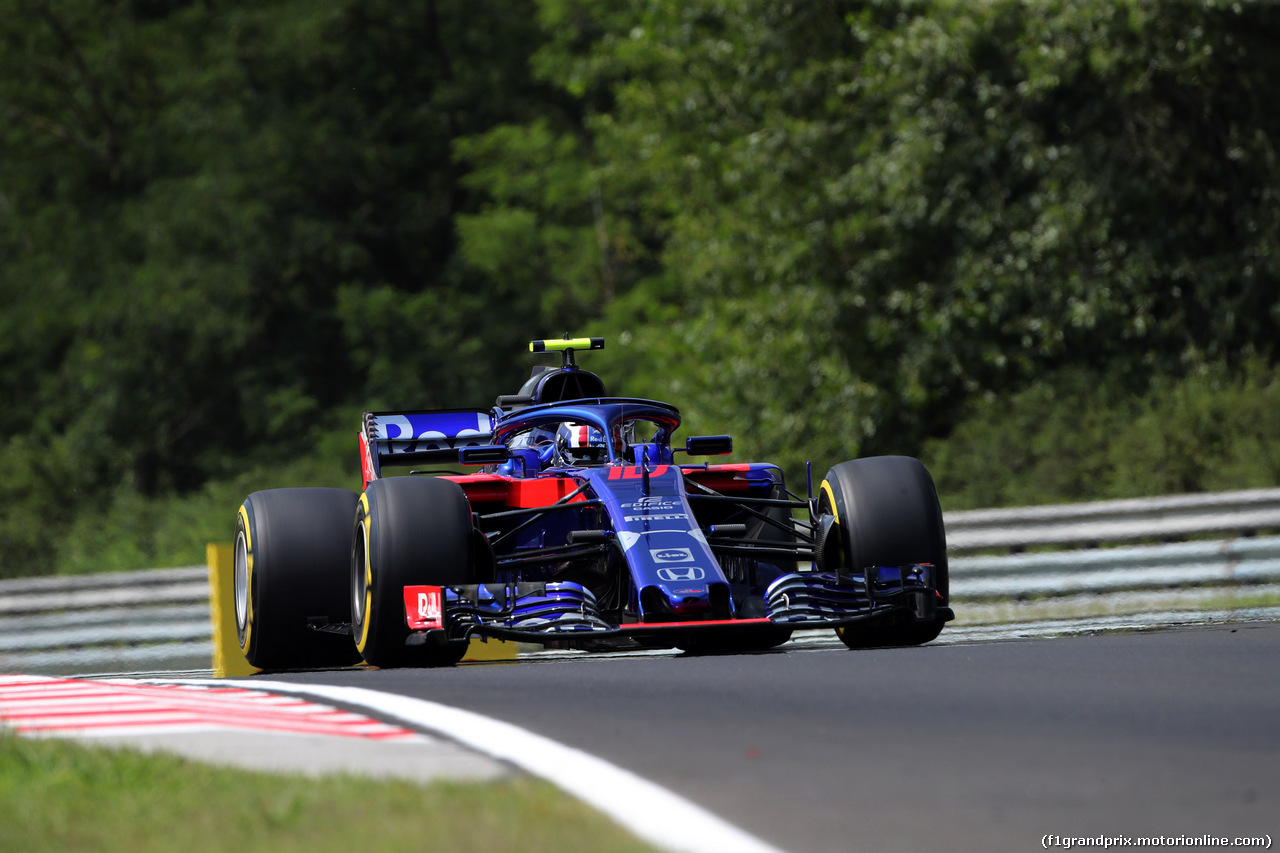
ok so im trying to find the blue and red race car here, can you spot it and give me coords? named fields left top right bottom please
left=234, top=337, right=953, bottom=669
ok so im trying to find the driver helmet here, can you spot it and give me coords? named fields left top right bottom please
left=556, top=422, right=607, bottom=466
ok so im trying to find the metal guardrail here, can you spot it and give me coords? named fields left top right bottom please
left=0, top=567, right=213, bottom=675
left=945, top=487, right=1280, bottom=552
left=945, top=487, right=1280, bottom=600
left=950, top=535, right=1280, bottom=599
left=1, top=488, right=1278, bottom=673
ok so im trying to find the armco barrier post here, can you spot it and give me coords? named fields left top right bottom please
left=206, top=542, right=259, bottom=677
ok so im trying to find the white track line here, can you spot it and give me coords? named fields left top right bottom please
left=199, top=678, right=788, bottom=853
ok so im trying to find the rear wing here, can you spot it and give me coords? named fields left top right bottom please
left=360, top=409, right=494, bottom=487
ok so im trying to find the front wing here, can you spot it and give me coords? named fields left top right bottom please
left=400, top=565, right=954, bottom=649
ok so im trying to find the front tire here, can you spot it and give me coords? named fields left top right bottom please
left=817, top=456, right=949, bottom=649
left=352, top=477, right=473, bottom=668
left=235, top=488, right=362, bottom=670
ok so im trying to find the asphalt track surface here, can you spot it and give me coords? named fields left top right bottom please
left=266, top=622, right=1280, bottom=853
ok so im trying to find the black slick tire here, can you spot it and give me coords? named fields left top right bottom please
left=235, top=488, right=363, bottom=670
left=351, top=476, right=472, bottom=668
left=817, top=456, right=949, bottom=648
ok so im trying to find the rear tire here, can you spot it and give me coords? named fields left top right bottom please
left=352, top=477, right=473, bottom=668
left=235, top=488, right=362, bottom=670
left=816, top=456, right=949, bottom=649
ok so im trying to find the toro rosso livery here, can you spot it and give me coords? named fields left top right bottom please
left=234, top=338, right=953, bottom=669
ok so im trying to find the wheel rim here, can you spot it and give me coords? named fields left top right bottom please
left=351, top=522, right=367, bottom=629
left=233, top=529, right=249, bottom=643
left=814, top=486, right=846, bottom=572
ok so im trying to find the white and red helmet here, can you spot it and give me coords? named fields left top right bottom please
left=556, top=422, right=607, bottom=465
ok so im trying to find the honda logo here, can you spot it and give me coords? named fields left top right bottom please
left=657, top=567, right=706, bottom=582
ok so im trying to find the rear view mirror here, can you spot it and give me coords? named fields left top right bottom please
left=684, top=435, right=733, bottom=456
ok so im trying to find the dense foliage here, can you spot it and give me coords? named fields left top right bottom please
left=2, top=0, right=1278, bottom=575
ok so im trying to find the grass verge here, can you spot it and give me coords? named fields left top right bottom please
left=0, top=731, right=659, bottom=853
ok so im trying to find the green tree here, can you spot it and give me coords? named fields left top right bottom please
left=460, top=0, right=1280, bottom=476
left=4, top=0, right=1280, bottom=576
left=0, top=0, right=560, bottom=574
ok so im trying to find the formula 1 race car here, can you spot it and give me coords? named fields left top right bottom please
left=233, top=338, right=953, bottom=669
